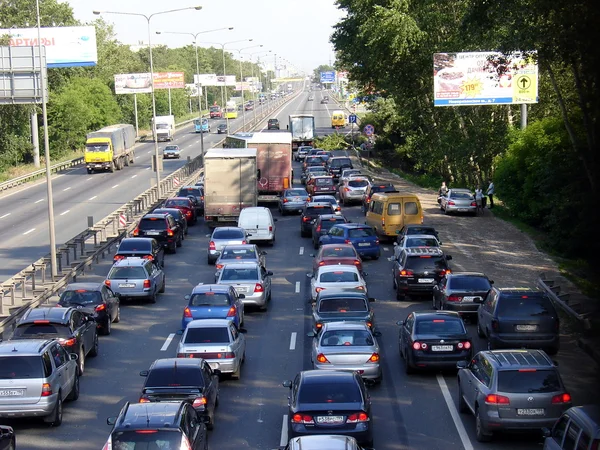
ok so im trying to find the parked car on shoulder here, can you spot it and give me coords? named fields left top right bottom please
left=439, top=188, right=477, bottom=216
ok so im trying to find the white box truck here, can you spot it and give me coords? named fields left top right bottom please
left=152, top=115, right=175, bottom=142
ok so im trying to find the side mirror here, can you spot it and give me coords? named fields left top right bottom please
left=456, top=361, right=468, bottom=369
left=396, top=320, right=405, bottom=326
left=282, top=380, right=292, bottom=388
left=393, top=242, right=398, bottom=246
left=199, top=415, right=211, bottom=424
left=184, top=294, right=190, bottom=300
left=446, top=255, right=453, bottom=260
left=114, top=293, right=122, bottom=299
left=140, top=370, right=149, bottom=377
left=362, top=272, right=368, bottom=277
left=306, top=273, right=312, bottom=278
left=273, top=218, right=278, bottom=222
left=373, top=331, right=382, bottom=337
left=238, top=294, right=246, bottom=299
left=176, top=329, right=184, bottom=335
left=260, top=251, right=267, bottom=255
left=107, top=416, right=117, bottom=426
left=541, top=427, right=551, bottom=438
left=70, top=353, right=78, bottom=361
left=368, top=297, right=376, bottom=302
left=266, top=271, right=273, bottom=276
left=307, top=331, right=316, bottom=337
left=489, top=280, right=494, bottom=284
left=239, top=328, right=248, bottom=333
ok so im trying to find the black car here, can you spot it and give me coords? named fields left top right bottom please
left=114, top=237, right=165, bottom=267
left=104, top=401, right=208, bottom=450
left=177, top=186, right=204, bottom=214
left=58, top=282, right=120, bottom=335
left=133, top=213, right=183, bottom=253
left=361, top=183, right=397, bottom=214
left=302, top=156, right=327, bottom=173
left=396, top=224, right=442, bottom=245
left=392, top=247, right=452, bottom=301
left=312, top=214, right=348, bottom=249
left=397, top=310, right=472, bottom=374
left=330, top=149, right=350, bottom=158
left=477, top=287, right=560, bottom=354
left=139, top=358, right=220, bottom=429
left=217, top=123, right=228, bottom=134
left=301, top=202, right=335, bottom=237
left=0, top=426, right=15, bottom=450
left=283, top=370, right=373, bottom=447
left=327, top=157, right=353, bottom=179
left=321, top=98, right=329, bottom=104
left=11, top=307, right=98, bottom=375
left=152, top=207, right=189, bottom=236
left=311, top=289, right=375, bottom=334
left=433, top=272, right=493, bottom=316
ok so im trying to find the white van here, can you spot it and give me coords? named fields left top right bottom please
left=237, top=207, right=277, bottom=245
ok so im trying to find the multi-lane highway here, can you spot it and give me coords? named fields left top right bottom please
left=4, top=90, right=599, bottom=450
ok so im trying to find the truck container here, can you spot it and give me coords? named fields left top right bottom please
left=152, top=115, right=175, bottom=142
left=288, top=114, right=315, bottom=150
left=224, top=132, right=293, bottom=202
left=85, top=124, right=136, bottom=173
left=203, top=148, right=258, bottom=228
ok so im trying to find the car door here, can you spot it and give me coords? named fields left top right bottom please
left=149, top=261, right=163, bottom=290
left=260, top=266, right=272, bottom=297
left=231, top=287, right=244, bottom=320
left=478, top=290, right=495, bottom=332
left=50, top=343, right=72, bottom=398
left=401, top=314, right=414, bottom=355
left=462, top=355, right=488, bottom=410
left=102, top=285, right=118, bottom=321
left=152, top=239, right=164, bottom=267
left=229, top=324, right=244, bottom=362
left=71, top=311, right=89, bottom=355
left=201, top=362, right=219, bottom=414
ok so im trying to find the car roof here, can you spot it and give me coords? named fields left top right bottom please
left=116, top=402, right=182, bottom=429
left=413, top=310, right=462, bottom=320
left=321, top=321, right=371, bottom=332
left=317, top=214, right=343, bottom=220
left=336, top=223, right=370, bottom=230
left=111, top=258, right=149, bottom=267
left=0, top=339, right=55, bottom=356
left=496, top=287, right=545, bottom=296
left=141, top=213, right=168, bottom=219
left=150, top=358, right=203, bottom=370
left=317, top=289, right=368, bottom=300
left=63, top=282, right=104, bottom=291
left=481, top=349, right=554, bottom=368
left=317, top=264, right=360, bottom=274
left=305, top=202, right=332, bottom=207
left=168, top=197, right=193, bottom=202
left=20, top=307, right=71, bottom=324
left=221, top=244, right=257, bottom=251
left=405, top=224, right=437, bottom=231
left=219, top=262, right=260, bottom=270
left=450, top=188, right=472, bottom=193
left=186, top=319, right=232, bottom=328
left=121, top=237, right=154, bottom=244
left=178, top=186, right=200, bottom=190
left=446, top=272, right=488, bottom=279
left=212, top=226, right=244, bottom=233
left=191, top=284, right=231, bottom=294
left=286, top=435, right=360, bottom=450
left=405, top=234, right=439, bottom=240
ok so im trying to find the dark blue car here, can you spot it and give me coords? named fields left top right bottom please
left=318, top=223, right=380, bottom=260
left=182, top=284, right=244, bottom=330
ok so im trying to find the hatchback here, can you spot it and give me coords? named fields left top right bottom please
left=392, top=247, right=452, bottom=301
left=207, top=226, right=247, bottom=264
left=327, top=157, right=353, bottom=178
left=177, top=186, right=204, bottom=214
left=105, top=258, right=165, bottom=304
left=318, top=224, right=380, bottom=260
left=339, top=177, right=370, bottom=206
left=301, top=166, right=328, bottom=185
left=58, top=282, right=120, bottom=335
left=133, top=213, right=183, bottom=252
left=312, top=214, right=348, bottom=249
left=217, top=123, right=228, bottom=134
left=279, top=188, right=310, bottom=215
left=163, top=197, right=198, bottom=225
left=182, top=283, right=245, bottom=330
left=268, top=119, right=280, bottom=130
left=295, top=146, right=312, bottom=161
left=300, top=203, right=336, bottom=237
left=152, top=207, right=188, bottom=237
left=216, top=262, right=273, bottom=310
left=440, top=188, right=477, bottom=215
left=396, top=224, right=442, bottom=245
left=114, top=237, right=165, bottom=267
left=311, top=290, right=375, bottom=334
left=543, top=405, right=600, bottom=450
left=433, top=272, right=493, bottom=316
left=307, top=176, right=336, bottom=196
left=309, top=195, right=342, bottom=215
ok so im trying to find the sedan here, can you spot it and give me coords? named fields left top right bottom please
left=440, top=188, right=477, bottom=215
left=312, top=214, right=348, bottom=249
left=176, top=319, right=246, bottom=379
left=182, top=283, right=244, bottom=330
left=216, top=263, right=272, bottom=311
left=162, top=144, right=181, bottom=159
left=310, top=265, right=368, bottom=301
left=58, top=282, right=120, bottom=335
left=279, top=188, right=310, bottom=215
left=311, top=243, right=363, bottom=273
left=217, top=123, right=228, bottom=134
left=282, top=370, right=373, bottom=447
left=214, top=244, right=267, bottom=279
left=433, top=272, right=493, bottom=316
left=309, top=195, right=342, bottom=215
left=310, top=322, right=382, bottom=383
left=397, top=310, right=472, bottom=374
left=163, top=197, right=198, bottom=225
left=105, top=257, right=165, bottom=304
left=318, top=224, right=380, bottom=260
left=207, top=227, right=247, bottom=264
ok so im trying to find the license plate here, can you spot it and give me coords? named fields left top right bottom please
left=517, top=408, right=545, bottom=416
left=316, top=415, right=344, bottom=424
left=0, top=389, right=24, bottom=397
left=516, top=325, right=538, bottom=331
left=462, top=296, right=475, bottom=302
left=293, top=197, right=302, bottom=201
left=458, top=208, right=468, bottom=212
left=146, top=231, right=160, bottom=235
left=119, top=283, right=136, bottom=288
left=234, top=287, right=248, bottom=293
left=358, top=242, right=370, bottom=247
left=419, top=278, right=434, bottom=283
left=431, top=345, right=453, bottom=351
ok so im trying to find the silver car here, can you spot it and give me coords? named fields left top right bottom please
left=105, top=257, right=165, bottom=303
left=339, top=177, right=370, bottom=206
left=283, top=435, right=367, bottom=450
left=393, top=233, right=441, bottom=259
left=216, top=262, right=273, bottom=310
left=214, top=244, right=267, bottom=281
left=440, top=188, right=477, bottom=215
left=279, top=188, right=310, bottom=215
left=176, top=319, right=246, bottom=379
left=310, top=322, right=382, bottom=383
left=295, top=146, right=312, bottom=162
left=310, top=265, right=368, bottom=300
left=339, top=169, right=363, bottom=183
left=162, top=144, right=181, bottom=159
left=310, top=195, right=342, bottom=215
left=207, top=227, right=246, bottom=264
left=0, top=339, right=79, bottom=426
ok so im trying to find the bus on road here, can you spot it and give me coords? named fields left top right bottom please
left=224, top=101, right=238, bottom=119
left=194, top=118, right=210, bottom=133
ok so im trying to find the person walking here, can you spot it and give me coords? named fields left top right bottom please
left=486, top=179, right=495, bottom=209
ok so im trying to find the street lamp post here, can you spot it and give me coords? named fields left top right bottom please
left=155, top=27, right=233, bottom=162
left=93, top=6, right=202, bottom=197
left=248, top=50, right=271, bottom=125
left=235, top=45, right=262, bottom=130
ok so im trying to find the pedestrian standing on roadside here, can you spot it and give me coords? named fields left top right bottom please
left=487, top=179, right=495, bottom=209
left=475, top=186, right=484, bottom=213
left=439, top=181, right=448, bottom=197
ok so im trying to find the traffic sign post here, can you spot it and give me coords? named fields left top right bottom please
left=348, top=114, right=357, bottom=123
left=348, top=114, right=357, bottom=148
left=363, top=124, right=374, bottom=136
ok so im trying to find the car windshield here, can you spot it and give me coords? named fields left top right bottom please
left=406, top=237, right=439, bottom=247
left=322, top=247, right=356, bottom=258
left=448, top=277, right=491, bottom=291
left=220, top=249, right=255, bottom=260
left=13, top=323, right=71, bottom=338
left=213, top=229, right=244, bottom=239
left=220, top=267, right=259, bottom=281
left=320, top=271, right=359, bottom=283
left=315, top=178, right=333, bottom=186
left=118, top=240, right=151, bottom=252
left=145, top=367, right=203, bottom=388
left=138, top=218, right=167, bottom=230
left=165, top=200, right=191, bottom=208
left=331, top=158, right=352, bottom=167
left=184, top=327, right=229, bottom=344
left=406, top=227, right=437, bottom=236
left=497, top=296, right=554, bottom=316
left=372, top=185, right=395, bottom=193
left=111, top=430, right=183, bottom=448
left=190, top=292, right=231, bottom=306
left=109, top=267, right=147, bottom=279
left=415, top=319, right=465, bottom=335
left=0, top=356, right=43, bottom=379
left=321, top=330, right=373, bottom=347
left=451, top=191, right=474, bottom=200
left=298, top=381, right=362, bottom=404
left=306, top=206, right=331, bottom=215
left=286, top=189, right=307, bottom=197
left=165, top=146, right=179, bottom=151
left=348, top=179, right=369, bottom=188
left=318, top=298, right=367, bottom=312
left=60, top=290, right=102, bottom=306
left=497, top=370, right=562, bottom=393
left=406, top=256, right=447, bottom=271
left=348, top=228, right=375, bottom=238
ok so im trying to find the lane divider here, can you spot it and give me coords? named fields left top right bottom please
left=289, top=332, right=297, bottom=351
left=436, top=374, right=474, bottom=450
left=161, top=333, right=175, bottom=351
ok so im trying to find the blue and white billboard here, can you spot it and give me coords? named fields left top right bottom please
left=320, top=71, right=335, bottom=83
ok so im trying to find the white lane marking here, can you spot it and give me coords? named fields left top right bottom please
left=280, top=415, right=288, bottom=447
left=383, top=247, right=389, bottom=252
left=35, top=198, right=44, bottom=204
left=60, top=210, right=70, bottom=216
left=437, top=374, right=474, bottom=450
left=63, top=186, right=71, bottom=191
left=89, top=195, right=97, bottom=201
left=131, top=174, right=137, bottom=179
left=86, top=177, right=94, bottom=181
left=147, top=151, right=151, bottom=154
left=23, top=228, right=35, bottom=235
left=0, top=213, right=10, bottom=219
left=299, top=247, right=304, bottom=255
left=145, top=167, right=151, bottom=170
left=295, top=281, right=300, bottom=293
left=289, top=332, right=297, bottom=351
left=111, top=184, right=119, bottom=189
left=161, top=333, right=176, bottom=351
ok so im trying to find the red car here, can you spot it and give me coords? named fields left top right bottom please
left=163, top=197, right=198, bottom=225
left=312, top=243, right=363, bottom=273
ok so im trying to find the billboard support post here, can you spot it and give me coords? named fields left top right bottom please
left=168, top=87, right=172, bottom=116
left=30, top=111, right=40, bottom=167
left=133, top=93, right=139, bottom=137
left=521, top=103, right=527, bottom=129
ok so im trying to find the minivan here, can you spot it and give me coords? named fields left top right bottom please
left=366, top=192, right=423, bottom=239
left=331, top=110, right=346, bottom=128
left=237, top=206, right=277, bottom=245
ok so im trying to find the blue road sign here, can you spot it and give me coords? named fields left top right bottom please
left=320, top=71, right=335, bottom=83
left=348, top=114, right=357, bottom=124
left=363, top=124, right=375, bottom=136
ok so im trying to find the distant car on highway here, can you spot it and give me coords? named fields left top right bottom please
left=267, top=118, right=280, bottom=130
left=308, top=95, right=314, bottom=101
left=217, top=123, right=228, bottom=134
left=162, top=144, right=181, bottom=159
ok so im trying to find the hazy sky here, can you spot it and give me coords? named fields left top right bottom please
left=67, top=0, right=345, bottom=74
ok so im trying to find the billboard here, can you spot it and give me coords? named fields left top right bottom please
left=320, top=71, right=335, bottom=83
left=337, top=71, right=349, bottom=81
left=154, top=72, right=185, bottom=89
left=193, top=74, right=236, bottom=86
left=0, top=46, right=48, bottom=104
left=114, top=73, right=152, bottom=94
left=433, top=51, right=538, bottom=106
left=2, top=26, right=97, bottom=68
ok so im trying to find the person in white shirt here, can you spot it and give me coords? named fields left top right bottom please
left=486, top=180, right=495, bottom=208
left=475, top=187, right=484, bottom=213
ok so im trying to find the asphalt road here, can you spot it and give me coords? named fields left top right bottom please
left=4, top=90, right=598, bottom=450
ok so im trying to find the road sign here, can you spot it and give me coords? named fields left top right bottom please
left=348, top=114, right=357, bottom=124
left=320, top=71, right=335, bottom=83
left=119, top=214, right=126, bottom=228
left=363, top=124, right=374, bottom=136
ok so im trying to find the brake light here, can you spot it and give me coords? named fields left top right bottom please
left=226, top=306, right=237, bottom=317
left=283, top=198, right=289, bottom=203
left=302, top=216, right=310, bottom=222
left=457, top=341, right=471, bottom=349
left=95, top=304, right=106, bottom=312
left=59, top=337, right=77, bottom=347
left=183, top=307, right=192, bottom=318
left=209, top=241, right=216, bottom=250
left=344, top=187, right=350, bottom=192
left=216, top=264, right=224, bottom=269
left=316, top=353, right=329, bottom=363
left=381, top=217, right=385, bottom=226
left=254, top=283, right=264, bottom=293
left=268, top=226, right=273, bottom=232
left=104, top=280, right=111, bottom=288
left=192, top=397, right=207, bottom=408
left=353, top=260, right=361, bottom=266
left=470, top=201, right=477, bottom=207
left=133, top=228, right=139, bottom=236
left=139, top=397, right=150, bottom=403
left=491, top=319, right=499, bottom=330
left=399, top=269, right=413, bottom=277
left=113, top=255, right=125, bottom=261
left=448, top=201, right=456, bottom=206
left=315, top=287, right=325, bottom=293
left=551, top=393, right=572, bottom=404
left=412, top=342, right=427, bottom=350
left=41, top=383, right=52, bottom=397
left=368, top=352, right=380, bottom=362
left=241, top=240, right=247, bottom=245
left=346, top=412, right=369, bottom=423
left=143, top=279, right=151, bottom=289
left=485, top=394, right=510, bottom=405
left=344, top=239, right=351, bottom=244
left=292, top=414, right=314, bottom=424
left=440, top=269, right=451, bottom=276
left=375, top=239, right=380, bottom=245
left=185, top=210, right=192, bottom=217
left=447, top=295, right=462, bottom=302
left=143, top=255, right=154, bottom=261
left=167, top=229, right=174, bottom=237
left=316, top=225, right=321, bottom=233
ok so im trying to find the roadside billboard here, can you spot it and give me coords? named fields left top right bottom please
left=193, top=74, right=236, bottom=86
left=320, top=71, right=335, bottom=83
left=154, top=72, right=185, bottom=89
left=114, top=73, right=152, bottom=94
left=2, top=26, right=97, bottom=68
left=433, top=51, right=538, bottom=106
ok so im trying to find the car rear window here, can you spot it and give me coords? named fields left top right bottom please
left=448, top=277, right=491, bottom=291
left=220, top=267, right=259, bottom=281
left=387, top=203, right=401, bottom=216
left=321, top=330, right=373, bottom=346
left=315, top=178, right=333, bottom=186
left=322, top=247, right=356, bottom=258
left=145, top=366, right=204, bottom=388
left=348, top=228, right=375, bottom=238
left=184, top=327, right=230, bottom=344
left=164, top=199, right=191, bottom=208
left=320, top=271, right=359, bottom=283
left=405, top=202, right=419, bottom=215
left=60, top=290, right=102, bottom=306
left=178, top=188, right=201, bottom=197
left=406, top=227, right=437, bottom=236
left=415, top=319, right=465, bottom=335
left=13, top=323, right=71, bottom=338
left=139, top=218, right=167, bottom=230
left=372, top=185, right=395, bottom=193
left=0, top=356, right=43, bottom=379
left=118, top=239, right=151, bottom=251
left=452, top=191, right=474, bottom=200
left=298, top=381, right=362, bottom=403
left=320, top=218, right=346, bottom=230
left=220, top=249, right=255, bottom=260
left=406, top=237, right=439, bottom=247
left=318, top=298, right=367, bottom=312
left=330, top=158, right=352, bottom=167
left=111, top=430, right=183, bottom=448
left=348, top=179, right=368, bottom=188
left=306, top=206, right=331, bottom=216
left=497, top=296, right=554, bottom=317
left=154, top=209, right=183, bottom=220
left=108, top=267, right=147, bottom=279
left=190, top=292, right=231, bottom=306
left=213, top=229, right=245, bottom=239
left=497, top=369, right=562, bottom=393
left=406, top=256, right=447, bottom=271
left=286, top=189, right=307, bottom=197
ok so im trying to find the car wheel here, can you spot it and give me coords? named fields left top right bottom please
left=159, top=278, right=166, bottom=293
left=101, top=317, right=111, bottom=336
left=44, top=394, right=62, bottom=426
left=67, top=373, right=80, bottom=401
left=475, top=407, right=492, bottom=442
left=457, top=383, right=468, bottom=413
left=89, top=334, right=99, bottom=357
left=114, top=305, right=120, bottom=323
left=396, top=290, right=405, bottom=301
left=148, top=290, right=157, bottom=304
left=176, top=236, right=182, bottom=247
left=78, top=348, right=85, bottom=375
left=231, top=361, right=242, bottom=380
left=476, top=320, right=485, bottom=338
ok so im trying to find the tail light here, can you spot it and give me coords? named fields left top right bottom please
left=457, top=341, right=471, bottom=349
left=366, top=197, right=371, bottom=203
left=183, top=307, right=192, bottom=318
left=344, top=187, right=350, bottom=192
left=113, top=255, right=125, bottom=262
left=470, top=201, right=477, bottom=207
left=485, top=394, right=510, bottom=405
left=58, top=337, right=77, bottom=347
left=316, top=225, right=321, bottom=233
left=315, top=322, right=323, bottom=330
left=209, top=241, right=216, bottom=250
left=139, top=397, right=150, bottom=403
left=268, top=226, right=273, bottom=232
left=192, top=397, right=207, bottom=408
left=143, top=255, right=154, bottom=261
left=353, top=260, right=361, bottom=266
left=375, top=239, right=380, bottom=245
left=41, top=383, right=52, bottom=397
left=292, top=414, right=314, bottom=424
left=447, top=295, right=462, bottom=302
left=201, top=196, right=204, bottom=201
left=241, top=240, right=247, bottom=245
left=319, top=261, right=325, bottom=266
left=254, top=283, right=264, bottom=293
left=226, top=306, right=237, bottom=317
left=283, top=198, right=289, bottom=203
left=551, top=393, right=572, bottom=404
left=412, top=342, right=427, bottom=350
left=185, top=210, right=192, bottom=217
left=167, top=228, right=174, bottom=237
left=368, top=353, right=380, bottom=362
left=381, top=217, right=385, bottom=226
left=399, top=269, right=414, bottom=277
left=315, top=287, right=325, bottom=293
left=491, top=319, right=499, bottom=331
left=104, top=280, right=111, bottom=288
left=344, top=239, right=351, bottom=244
left=346, top=412, right=369, bottom=423
left=143, top=279, right=151, bottom=289
left=216, top=264, right=224, bottom=269
left=448, top=201, right=456, bottom=206
left=366, top=321, right=373, bottom=328
left=440, top=269, right=451, bottom=276
left=180, top=435, right=193, bottom=450
left=316, top=353, right=329, bottom=363
left=133, top=228, right=139, bottom=236
left=302, top=216, right=310, bottom=222
left=95, top=304, right=106, bottom=312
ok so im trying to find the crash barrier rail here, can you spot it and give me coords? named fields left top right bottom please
left=538, top=274, right=592, bottom=330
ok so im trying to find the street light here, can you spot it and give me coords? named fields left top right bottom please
left=155, top=27, right=233, bottom=161
left=234, top=45, right=262, bottom=130
left=93, top=6, right=202, bottom=197
left=247, top=50, right=271, bottom=124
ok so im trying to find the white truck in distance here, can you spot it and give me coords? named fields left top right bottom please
left=152, top=115, right=175, bottom=142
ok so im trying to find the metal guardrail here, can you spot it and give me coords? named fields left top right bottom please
left=537, top=275, right=591, bottom=330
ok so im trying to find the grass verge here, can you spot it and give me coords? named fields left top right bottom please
left=0, top=149, right=84, bottom=183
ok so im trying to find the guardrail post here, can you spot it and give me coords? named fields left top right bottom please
left=112, top=216, right=118, bottom=236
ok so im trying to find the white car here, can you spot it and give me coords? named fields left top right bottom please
left=309, top=264, right=368, bottom=300
left=393, top=234, right=441, bottom=259
left=339, top=169, right=363, bottom=183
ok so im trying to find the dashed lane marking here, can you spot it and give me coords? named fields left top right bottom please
left=161, top=333, right=175, bottom=351
left=35, top=199, right=44, bottom=204
left=295, top=282, right=300, bottom=293
left=89, top=196, right=97, bottom=201
left=289, top=332, right=297, bottom=351
left=60, top=210, right=70, bottom=216
left=299, top=247, right=304, bottom=255
left=0, top=213, right=10, bottom=219
left=23, top=228, right=35, bottom=235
